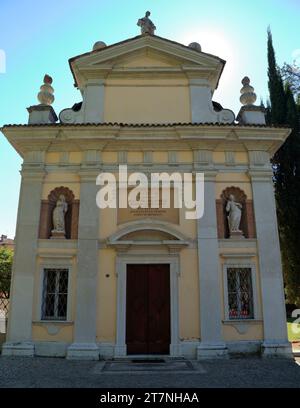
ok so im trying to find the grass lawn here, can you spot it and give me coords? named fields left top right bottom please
left=287, top=318, right=300, bottom=342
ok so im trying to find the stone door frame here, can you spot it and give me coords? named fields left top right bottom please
left=114, top=254, right=181, bottom=357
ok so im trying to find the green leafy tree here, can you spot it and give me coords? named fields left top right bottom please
left=268, top=29, right=300, bottom=306
left=0, top=247, right=13, bottom=299
left=281, top=62, right=300, bottom=100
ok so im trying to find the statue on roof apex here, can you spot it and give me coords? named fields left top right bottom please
left=137, top=11, right=156, bottom=35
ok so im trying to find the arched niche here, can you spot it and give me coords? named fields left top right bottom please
left=216, top=186, right=256, bottom=239
left=39, top=186, right=80, bottom=239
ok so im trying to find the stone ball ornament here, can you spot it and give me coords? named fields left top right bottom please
left=188, top=42, right=202, bottom=52
left=93, top=41, right=107, bottom=51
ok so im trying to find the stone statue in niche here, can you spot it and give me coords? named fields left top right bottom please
left=226, top=194, right=244, bottom=238
left=137, top=11, right=156, bottom=35
left=51, top=195, right=68, bottom=239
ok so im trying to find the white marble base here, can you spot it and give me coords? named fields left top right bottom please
left=114, top=344, right=127, bottom=358
left=1, top=342, right=34, bottom=357
left=180, top=341, right=201, bottom=359
left=229, top=231, right=244, bottom=239
left=50, top=230, right=66, bottom=239
left=66, top=343, right=99, bottom=360
left=0, top=315, right=6, bottom=334
left=170, top=342, right=182, bottom=357
left=98, top=342, right=115, bottom=359
left=226, top=340, right=261, bottom=355
left=197, top=342, right=228, bottom=359
left=261, top=341, right=293, bottom=359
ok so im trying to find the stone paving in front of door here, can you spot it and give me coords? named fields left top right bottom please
left=1, top=356, right=300, bottom=387
left=92, top=359, right=207, bottom=374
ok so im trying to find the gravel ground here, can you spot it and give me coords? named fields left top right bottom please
left=0, top=356, right=300, bottom=388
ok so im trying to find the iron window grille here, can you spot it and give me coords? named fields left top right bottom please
left=42, top=268, right=68, bottom=320
left=227, top=267, right=254, bottom=319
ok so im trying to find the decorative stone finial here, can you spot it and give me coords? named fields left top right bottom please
left=237, top=76, right=266, bottom=125
left=137, top=11, right=156, bottom=35
left=27, top=74, right=57, bottom=124
left=189, top=42, right=202, bottom=52
left=240, top=76, right=257, bottom=106
left=93, top=41, right=107, bottom=51
left=37, top=74, right=54, bottom=105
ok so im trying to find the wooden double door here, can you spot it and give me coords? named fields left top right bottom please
left=126, top=264, right=171, bottom=355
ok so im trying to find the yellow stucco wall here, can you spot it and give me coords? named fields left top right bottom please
left=46, top=152, right=60, bottom=164
left=102, top=151, right=118, bottom=163
left=235, top=152, right=248, bottom=164
left=127, top=151, right=143, bottom=163
left=179, top=249, right=200, bottom=340
left=215, top=172, right=253, bottom=199
left=222, top=324, right=263, bottom=341
left=152, top=151, right=168, bottom=163
left=32, top=325, right=74, bottom=342
left=104, top=79, right=191, bottom=124
left=178, top=151, right=193, bottom=163
left=34, top=151, right=263, bottom=345
left=42, top=173, right=81, bottom=199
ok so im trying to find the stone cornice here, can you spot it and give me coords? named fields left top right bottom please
left=20, top=167, right=46, bottom=181
left=1, top=125, right=290, bottom=158
left=78, top=169, right=101, bottom=182
left=247, top=170, right=274, bottom=182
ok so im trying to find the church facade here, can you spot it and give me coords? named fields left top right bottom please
left=1, top=14, right=293, bottom=359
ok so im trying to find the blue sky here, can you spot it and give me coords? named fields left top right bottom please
left=0, top=0, right=300, bottom=237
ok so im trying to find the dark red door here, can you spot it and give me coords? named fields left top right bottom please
left=126, top=264, right=170, bottom=355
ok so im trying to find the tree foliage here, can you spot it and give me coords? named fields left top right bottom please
left=281, top=62, right=300, bottom=101
left=0, top=247, right=13, bottom=299
left=268, top=29, right=300, bottom=306
left=267, top=28, right=286, bottom=124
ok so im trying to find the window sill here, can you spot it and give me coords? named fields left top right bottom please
left=222, top=319, right=262, bottom=324
left=32, top=320, right=74, bottom=325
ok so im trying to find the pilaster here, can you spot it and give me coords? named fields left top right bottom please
left=67, top=170, right=100, bottom=360
left=249, top=170, right=292, bottom=358
left=196, top=170, right=228, bottom=359
left=3, top=168, right=45, bottom=356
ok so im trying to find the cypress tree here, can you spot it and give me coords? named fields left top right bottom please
left=267, top=28, right=286, bottom=124
left=268, top=29, right=300, bottom=306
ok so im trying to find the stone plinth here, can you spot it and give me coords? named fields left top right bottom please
left=50, top=230, right=66, bottom=239
left=229, top=231, right=244, bottom=239
left=237, top=105, right=266, bottom=125
left=27, top=105, right=58, bottom=124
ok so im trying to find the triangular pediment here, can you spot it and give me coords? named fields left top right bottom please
left=98, top=48, right=194, bottom=69
left=70, top=34, right=225, bottom=89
